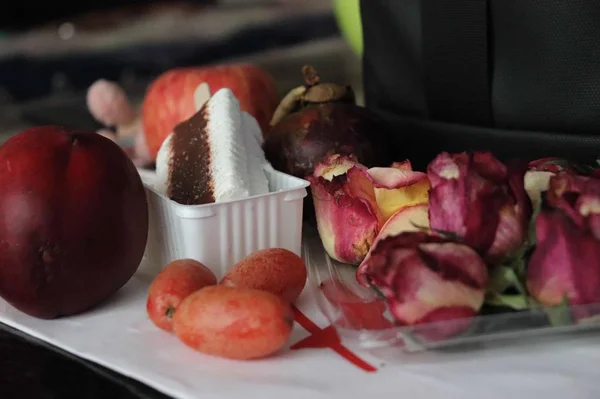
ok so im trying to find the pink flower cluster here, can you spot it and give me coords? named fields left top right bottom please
left=310, top=152, right=600, bottom=340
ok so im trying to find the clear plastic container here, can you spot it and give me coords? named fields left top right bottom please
left=138, top=165, right=310, bottom=279
left=303, top=226, right=600, bottom=353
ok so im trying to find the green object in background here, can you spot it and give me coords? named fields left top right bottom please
left=333, top=0, right=363, bottom=57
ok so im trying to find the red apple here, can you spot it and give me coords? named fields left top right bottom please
left=0, top=126, right=149, bottom=319
left=141, top=63, right=279, bottom=161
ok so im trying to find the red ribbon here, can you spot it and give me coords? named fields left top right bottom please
left=290, top=306, right=377, bottom=373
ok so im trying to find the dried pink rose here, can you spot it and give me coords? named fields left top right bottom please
left=307, top=154, right=382, bottom=264
left=427, top=152, right=532, bottom=263
left=527, top=172, right=600, bottom=320
left=362, top=232, right=488, bottom=340
left=308, top=154, right=431, bottom=264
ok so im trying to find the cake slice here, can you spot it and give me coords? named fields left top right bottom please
left=241, top=111, right=270, bottom=196
left=156, top=88, right=269, bottom=205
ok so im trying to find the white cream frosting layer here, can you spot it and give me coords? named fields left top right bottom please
left=155, top=88, right=270, bottom=204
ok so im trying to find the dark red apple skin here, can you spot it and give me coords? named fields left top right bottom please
left=0, top=126, right=149, bottom=319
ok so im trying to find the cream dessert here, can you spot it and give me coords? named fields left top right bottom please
left=156, top=88, right=270, bottom=205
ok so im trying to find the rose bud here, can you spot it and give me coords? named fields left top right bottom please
left=527, top=173, right=600, bottom=321
left=307, top=154, right=381, bottom=264
left=362, top=232, right=488, bottom=341
left=427, top=152, right=532, bottom=263
left=367, top=159, right=430, bottom=222
left=308, top=154, right=431, bottom=264
left=355, top=161, right=431, bottom=285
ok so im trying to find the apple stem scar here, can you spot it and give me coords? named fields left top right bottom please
left=165, top=307, right=175, bottom=318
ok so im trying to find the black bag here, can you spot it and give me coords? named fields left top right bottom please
left=361, top=0, right=600, bottom=169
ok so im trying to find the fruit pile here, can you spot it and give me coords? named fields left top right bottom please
left=147, top=248, right=307, bottom=360
left=0, top=64, right=312, bottom=328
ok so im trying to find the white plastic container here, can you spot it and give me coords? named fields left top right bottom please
left=137, top=165, right=310, bottom=278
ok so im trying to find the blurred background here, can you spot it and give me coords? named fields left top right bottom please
left=0, top=0, right=363, bottom=141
